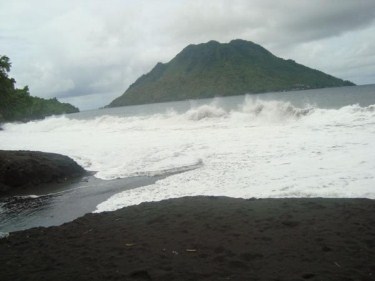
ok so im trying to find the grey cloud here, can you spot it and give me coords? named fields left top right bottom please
left=1, top=0, right=375, bottom=110
left=279, top=1, right=375, bottom=42
left=167, top=0, right=375, bottom=47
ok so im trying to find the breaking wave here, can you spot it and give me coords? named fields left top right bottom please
left=185, top=104, right=228, bottom=120
left=241, top=98, right=314, bottom=118
left=3, top=98, right=366, bottom=134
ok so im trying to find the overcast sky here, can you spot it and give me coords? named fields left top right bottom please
left=1, top=0, right=375, bottom=110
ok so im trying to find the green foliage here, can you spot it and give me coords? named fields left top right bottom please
left=0, top=55, right=79, bottom=123
left=109, top=39, right=355, bottom=107
left=0, top=56, right=11, bottom=76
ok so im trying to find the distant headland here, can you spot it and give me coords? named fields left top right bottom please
left=0, top=55, right=79, bottom=123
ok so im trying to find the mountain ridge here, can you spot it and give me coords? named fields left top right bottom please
left=109, top=39, right=354, bottom=107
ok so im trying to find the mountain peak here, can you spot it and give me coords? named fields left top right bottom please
left=229, top=38, right=254, bottom=45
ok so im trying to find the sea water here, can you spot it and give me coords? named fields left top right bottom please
left=1, top=84, right=375, bottom=213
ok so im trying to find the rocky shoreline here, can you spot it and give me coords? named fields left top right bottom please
left=0, top=150, right=87, bottom=196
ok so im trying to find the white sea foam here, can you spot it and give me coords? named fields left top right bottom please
left=1, top=97, right=375, bottom=212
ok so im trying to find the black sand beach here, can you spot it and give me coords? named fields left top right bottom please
left=1, top=196, right=374, bottom=281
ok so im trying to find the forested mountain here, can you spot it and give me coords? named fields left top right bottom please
left=109, top=39, right=354, bottom=107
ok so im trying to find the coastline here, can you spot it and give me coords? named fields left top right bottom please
left=1, top=196, right=374, bottom=280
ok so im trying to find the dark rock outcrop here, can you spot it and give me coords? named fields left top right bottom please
left=0, top=150, right=86, bottom=196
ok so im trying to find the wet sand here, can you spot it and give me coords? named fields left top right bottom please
left=0, top=175, right=159, bottom=233
left=0, top=196, right=374, bottom=280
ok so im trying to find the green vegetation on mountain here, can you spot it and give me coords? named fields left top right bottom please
left=109, top=39, right=355, bottom=107
left=0, top=55, right=79, bottom=123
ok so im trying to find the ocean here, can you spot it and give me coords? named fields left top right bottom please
left=1, top=84, right=375, bottom=227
